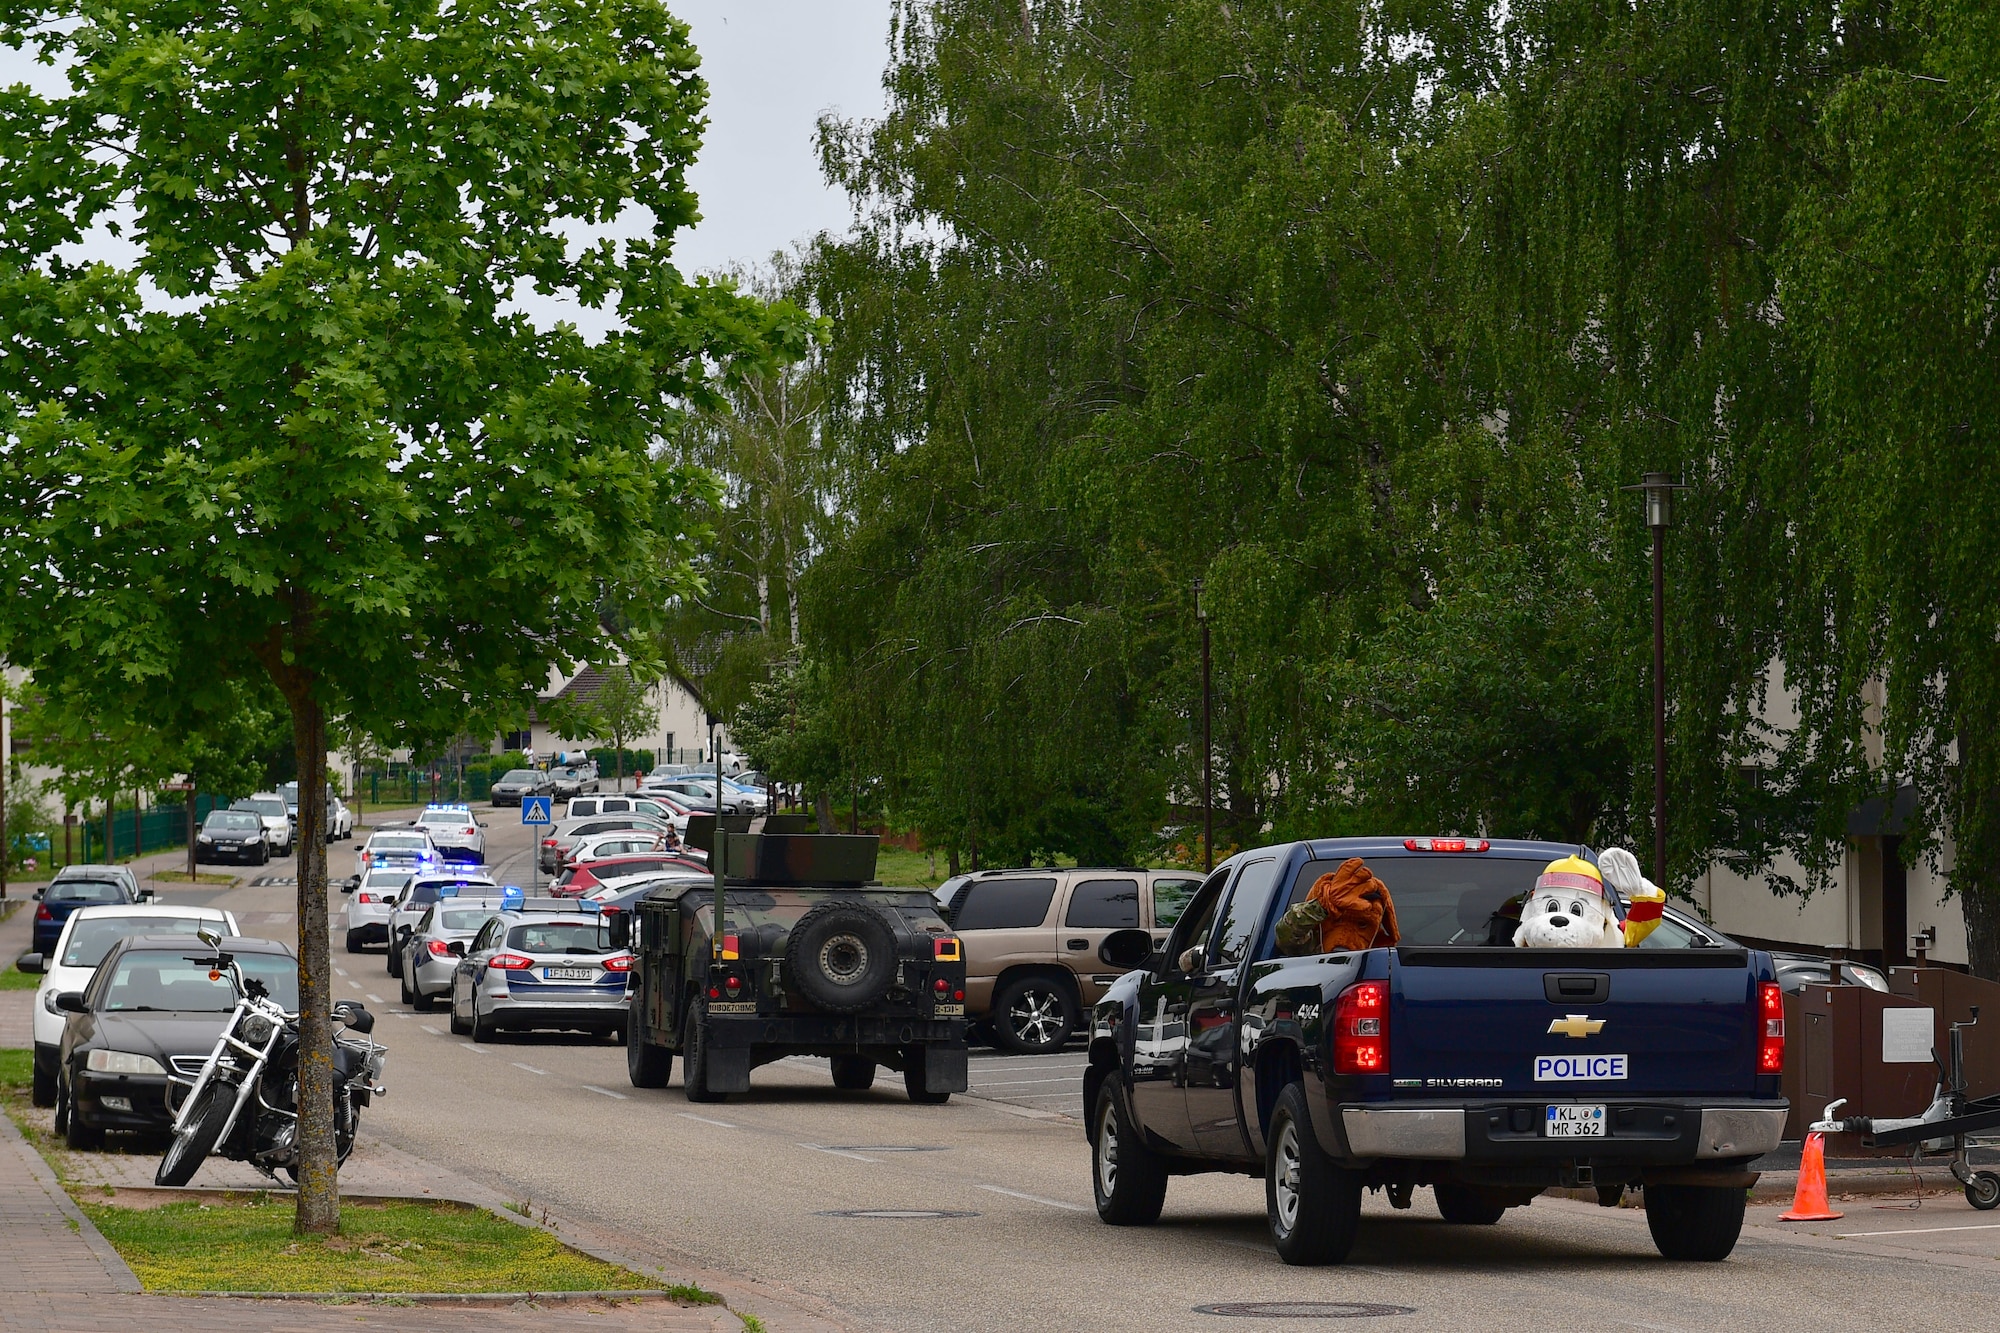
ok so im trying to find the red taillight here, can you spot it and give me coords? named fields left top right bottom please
left=542, top=838, right=558, bottom=847
left=1758, top=981, right=1785, bottom=1074
left=723, top=974, right=743, bottom=996
left=707, top=986, right=721, bottom=999
left=602, top=954, right=632, bottom=973
left=464, top=827, right=477, bottom=836
left=953, top=989, right=965, bottom=1001
left=36, top=903, right=53, bottom=922
left=933, top=936, right=962, bottom=962
left=1403, top=837, right=1490, bottom=853
left=933, top=977, right=949, bottom=993
left=489, top=952, right=535, bottom=971
left=356, top=892, right=378, bottom=905
left=1332, top=981, right=1389, bottom=1075
left=720, top=933, right=740, bottom=961
left=426, top=940, right=452, bottom=957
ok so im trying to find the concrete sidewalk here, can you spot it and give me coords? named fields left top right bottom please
left=0, top=1101, right=141, bottom=1295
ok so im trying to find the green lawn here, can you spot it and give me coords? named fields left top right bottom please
left=0, top=964, right=43, bottom=991
left=82, top=1195, right=668, bottom=1295
left=0, top=1048, right=31, bottom=1086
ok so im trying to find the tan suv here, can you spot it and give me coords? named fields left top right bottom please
left=940, top=868, right=1204, bottom=1053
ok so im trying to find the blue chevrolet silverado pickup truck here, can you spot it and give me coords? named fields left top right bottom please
left=1082, top=837, right=1787, bottom=1264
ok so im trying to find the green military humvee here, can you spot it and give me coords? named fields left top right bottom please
left=617, top=828, right=969, bottom=1103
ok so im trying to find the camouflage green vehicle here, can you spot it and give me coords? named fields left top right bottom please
left=617, top=829, right=969, bottom=1104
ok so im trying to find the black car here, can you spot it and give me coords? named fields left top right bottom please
left=195, top=809, right=270, bottom=865
left=53, top=934, right=299, bottom=1149
left=488, top=768, right=554, bottom=807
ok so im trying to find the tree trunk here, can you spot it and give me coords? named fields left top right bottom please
left=948, top=845, right=961, bottom=877
left=1963, top=885, right=2000, bottom=982
left=814, top=788, right=834, bottom=835
left=289, top=693, right=340, bottom=1233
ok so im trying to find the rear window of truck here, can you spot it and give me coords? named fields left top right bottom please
left=1272, top=857, right=1547, bottom=950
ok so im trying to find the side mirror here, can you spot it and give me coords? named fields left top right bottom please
left=136, top=889, right=157, bottom=903
left=197, top=926, right=224, bottom=950
left=333, top=999, right=376, bottom=1034
left=607, top=912, right=632, bottom=951
left=341, top=877, right=359, bottom=893
left=15, top=952, right=46, bottom=975
left=1097, top=928, right=1153, bottom=970
left=54, top=991, right=88, bottom=1014
left=31, top=887, right=44, bottom=901
left=446, top=941, right=466, bottom=957
left=1177, top=946, right=1205, bottom=974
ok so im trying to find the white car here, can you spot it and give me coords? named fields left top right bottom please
left=645, top=776, right=758, bottom=816
left=384, top=870, right=498, bottom=979
left=353, top=827, right=441, bottom=881
left=345, top=866, right=415, bottom=952
left=22, top=902, right=238, bottom=1108
left=232, top=792, right=294, bottom=855
left=327, top=796, right=356, bottom=841
left=565, top=829, right=678, bottom=867
left=414, top=803, right=485, bottom=865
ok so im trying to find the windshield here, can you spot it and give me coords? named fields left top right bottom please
left=100, top=950, right=300, bottom=1012
left=505, top=922, right=612, bottom=954
left=371, top=835, right=428, bottom=852
left=46, top=880, right=124, bottom=904
left=234, top=798, right=286, bottom=817
left=62, top=916, right=218, bottom=968
left=365, top=870, right=412, bottom=891
left=203, top=811, right=262, bottom=832
left=419, top=810, right=469, bottom=825
left=405, top=879, right=493, bottom=905
left=440, top=909, right=498, bottom=931
left=499, top=770, right=538, bottom=783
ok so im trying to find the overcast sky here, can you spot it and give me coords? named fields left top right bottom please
left=0, top=1, right=893, bottom=335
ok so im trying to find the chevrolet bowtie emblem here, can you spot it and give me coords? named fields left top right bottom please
left=1548, top=1014, right=1606, bottom=1039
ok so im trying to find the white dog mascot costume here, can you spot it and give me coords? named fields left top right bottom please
left=1513, top=848, right=1666, bottom=948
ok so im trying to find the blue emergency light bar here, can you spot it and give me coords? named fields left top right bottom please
left=501, top=885, right=524, bottom=909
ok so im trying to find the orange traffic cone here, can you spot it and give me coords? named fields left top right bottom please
left=1779, top=1131, right=1843, bottom=1221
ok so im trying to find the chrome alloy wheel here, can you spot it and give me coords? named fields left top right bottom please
left=1273, top=1120, right=1303, bottom=1234
left=1097, top=1105, right=1120, bottom=1196
left=818, top=932, right=869, bottom=984
left=1008, top=987, right=1065, bottom=1044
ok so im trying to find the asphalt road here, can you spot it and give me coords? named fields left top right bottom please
left=155, top=806, right=2000, bottom=1332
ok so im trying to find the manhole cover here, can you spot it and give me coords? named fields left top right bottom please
left=1195, top=1302, right=1415, bottom=1319
left=816, top=1209, right=979, bottom=1220
left=821, top=1145, right=950, bottom=1153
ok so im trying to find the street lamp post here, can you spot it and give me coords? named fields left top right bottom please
left=1625, top=472, right=1688, bottom=889
left=1196, top=578, right=1213, bottom=875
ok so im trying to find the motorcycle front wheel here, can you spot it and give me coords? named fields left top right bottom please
left=157, top=1081, right=235, bottom=1186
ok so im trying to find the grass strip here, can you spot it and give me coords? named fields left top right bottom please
left=80, top=1195, right=660, bottom=1294
left=0, top=964, right=42, bottom=991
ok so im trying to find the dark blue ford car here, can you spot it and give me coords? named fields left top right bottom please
left=33, top=870, right=149, bottom=954
left=1082, top=837, right=1785, bottom=1267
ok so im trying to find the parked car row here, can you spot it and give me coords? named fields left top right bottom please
left=194, top=789, right=356, bottom=866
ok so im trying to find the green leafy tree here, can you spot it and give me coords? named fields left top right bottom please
left=575, top=665, right=658, bottom=791
left=0, top=0, right=808, bottom=1229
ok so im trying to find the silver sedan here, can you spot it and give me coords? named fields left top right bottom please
left=448, top=908, right=630, bottom=1041
left=399, top=898, right=506, bottom=1010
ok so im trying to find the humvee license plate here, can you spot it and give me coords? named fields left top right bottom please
left=707, top=1001, right=757, bottom=1014
left=1544, top=1104, right=1607, bottom=1138
left=933, top=1003, right=965, bottom=1017
left=543, top=967, right=594, bottom=981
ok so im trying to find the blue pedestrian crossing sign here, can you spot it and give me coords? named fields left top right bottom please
left=521, top=795, right=553, bottom=826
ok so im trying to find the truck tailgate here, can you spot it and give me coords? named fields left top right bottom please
left=1390, top=947, right=1760, bottom=1097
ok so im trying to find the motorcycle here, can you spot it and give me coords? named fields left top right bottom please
left=156, top=927, right=388, bottom=1186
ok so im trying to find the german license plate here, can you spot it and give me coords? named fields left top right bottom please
left=707, top=1001, right=756, bottom=1014
left=543, top=967, right=594, bottom=981
left=1545, top=1104, right=1607, bottom=1138
left=933, top=1003, right=965, bottom=1017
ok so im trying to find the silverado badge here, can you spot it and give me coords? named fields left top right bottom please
left=1548, top=1014, right=1606, bottom=1039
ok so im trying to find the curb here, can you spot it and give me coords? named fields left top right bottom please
left=0, top=1103, right=143, bottom=1293
left=164, top=1289, right=693, bottom=1304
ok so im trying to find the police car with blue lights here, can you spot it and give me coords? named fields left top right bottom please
left=413, top=803, right=486, bottom=865
left=351, top=827, right=441, bottom=882
left=385, top=870, right=498, bottom=980
left=448, top=887, right=631, bottom=1042
left=399, top=885, right=508, bottom=1010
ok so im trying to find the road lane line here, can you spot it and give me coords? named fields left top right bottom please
left=976, top=1184, right=1089, bottom=1212
left=511, top=1062, right=549, bottom=1076
left=334, top=968, right=348, bottom=977
left=582, top=1084, right=628, bottom=1100
left=678, top=1113, right=737, bottom=1128
left=800, top=1144, right=882, bottom=1163
left=970, top=1077, right=1082, bottom=1087
left=465, top=1044, right=489, bottom=1054
left=421, top=1026, right=443, bottom=1036
left=364, top=994, right=384, bottom=1003
left=1834, top=1222, right=2000, bottom=1238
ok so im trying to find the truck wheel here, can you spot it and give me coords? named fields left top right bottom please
left=683, top=1000, right=726, bottom=1103
left=628, top=1018, right=673, bottom=1089
left=1644, top=1184, right=1746, bottom=1261
left=991, top=976, right=1076, bottom=1054
left=1265, top=1083, right=1362, bottom=1265
left=1092, top=1073, right=1168, bottom=1224
left=1433, top=1183, right=1507, bottom=1225
left=902, top=1046, right=951, bottom=1104
left=830, top=1054, right=877, bottom=1090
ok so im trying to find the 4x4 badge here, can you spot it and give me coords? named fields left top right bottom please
left=1548, top=1014, right=1606, bottom=1038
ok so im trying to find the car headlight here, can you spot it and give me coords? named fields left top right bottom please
left=237, top=1012, right=277, bottom=1045
left=43, top=990, right=63, bottom=1015
left=85, top=1049, right=166, bottom=1075
left=197, top=834, right=213, bottom=843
